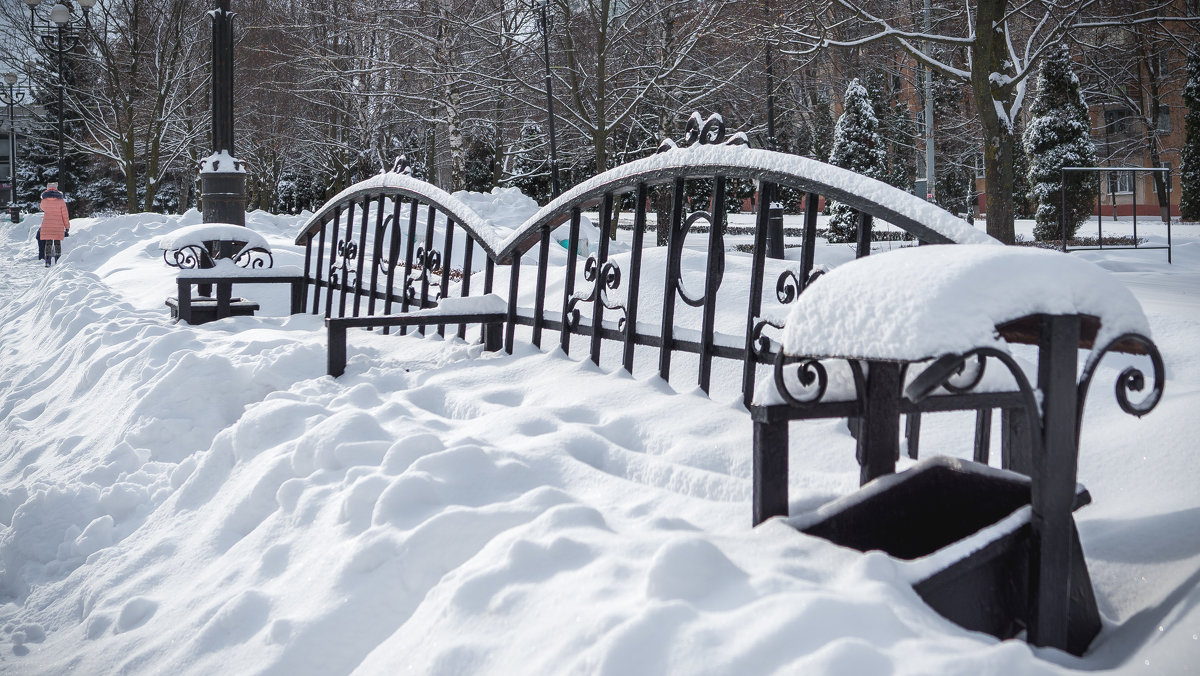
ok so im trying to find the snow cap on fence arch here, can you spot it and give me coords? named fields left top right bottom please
left=294, top=171, right=509, bottom=257
left=493, top=143, right=998, bottom=260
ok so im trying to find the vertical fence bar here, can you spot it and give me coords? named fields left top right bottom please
left=337, top=201, right=356, bottom=318
left=399, top=198, right=420, bottom=334
left=698, top=177, right=726, bottom=393
left=366, top=194, right=387, bottom=317
left=1130, top=170, right=1136, bottom=248
left=801, top=192, right=818, bottom=283
left=420, top=202, right=438, bottom=314
left=1166, top=169, right=1172, bottom=264
left=505, top=254, right=521, bottom=354
left=351, top=197, right=370, bottom=316
left=532, top=227, right=550, bottom=347
left=560, top=208, right=582, bottom=355
left=743, top=181, right=774, bottom=408
left=659, top=177, right=686, bottom=382
left=622, top=183, right=649, bottom=374
left=301, top=235, right=313, bottom=314
left=855, top=212, right=873, bottom=259
left=324, top=208, right=341, bottom=318
left=311, top=225, right=326, bottom=314
left=382, top=194, right=404, bottom=332
left=590, top=193, right=614, bottom=366
left=458, top=237, right=475, bottom=340
left=438, top=220, right=456, bottom=337
left=1097, top=181, right=1103, bottom=247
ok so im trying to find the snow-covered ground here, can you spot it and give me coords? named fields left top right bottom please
left=0, top=205, right=1197, bottom=675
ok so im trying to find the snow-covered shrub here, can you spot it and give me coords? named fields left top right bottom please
left=827, top=79, right=886, bottom=242
left=1182, top=52, right=1200, bottom=223
left=1025, top=43, right=1098, bottom=241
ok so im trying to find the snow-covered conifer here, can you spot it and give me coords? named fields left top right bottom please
left=1182, top=52, right=1200, bottom=223
left=1025, top=44, right=1098, bottom=241
left=827, top=79, right=886, bottom=242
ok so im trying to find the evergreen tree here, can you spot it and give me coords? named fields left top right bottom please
left=1024, top=43, right=1098, bottom=241
left=1011, top=125, right=1035, bottom=219
left=810, top=95, right=835, bottom=163
left=463, top=126, right=499, bottom=194
left=827, top=79, right=886, bottom=242
left=1182, top=52, right=1200, bottom=222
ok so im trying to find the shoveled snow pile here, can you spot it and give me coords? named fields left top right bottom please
left=0, top=206, right=1197, bottom=675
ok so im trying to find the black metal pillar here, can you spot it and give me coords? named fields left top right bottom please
left=1027, top=314, right=1081, bottom=652
left=537, top=0, right=561, bottom=198
left=752, top=418, right=789, bottom=526
left=200, top=0, right=246, bottom=226
left=857, top=360, right=901, bottom=485
left=762, top=0, right=784, bottom=259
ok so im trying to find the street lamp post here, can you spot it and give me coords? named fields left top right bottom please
left=22, top=0, right=95, bottom=194
left=533, top=0, right=561, bottom=198
left=763, top=0, right=784, bottom=259
left=199, top=0, right=247, bottom=225
left=0, top=73, right=26, bottom=215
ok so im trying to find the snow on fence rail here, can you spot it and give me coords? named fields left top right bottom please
left=294, top=114, right=995, bottom=405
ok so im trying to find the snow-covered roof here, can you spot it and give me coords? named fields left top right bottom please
left=158, top=223, right=271, bottom=252
left=778, top=244, right=1150, bottom=362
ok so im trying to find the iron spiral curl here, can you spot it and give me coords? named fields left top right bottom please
left=566, top=256, right=628, bottom=331
left=404, top=246, right=444, bottom=306
left=657, top=112, right=750, bottom=153
left=772, top=350, right=830, bottom=407
left=163, top=244, right=207, bottom=269
left=233, top=247, right=274, bottom=269
left=1076, top=333, right=1164, bottom=437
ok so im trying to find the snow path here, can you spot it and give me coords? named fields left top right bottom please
left=0, top=212, right=1197, bottom=674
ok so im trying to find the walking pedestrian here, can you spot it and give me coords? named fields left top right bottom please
left=39, top=182, right=70, bottom=267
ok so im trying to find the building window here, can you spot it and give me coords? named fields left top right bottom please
left=1157, top=107, right=1171, bottom=132
left=1104, top=108, right=1133, bottom=136
left=1107, top=171, right=1134, bottom=195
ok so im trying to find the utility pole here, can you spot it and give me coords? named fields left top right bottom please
left=923, top=0, right=935, bottom=203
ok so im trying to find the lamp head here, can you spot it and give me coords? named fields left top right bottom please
left=50, top=3, right=70, bottom=25
left=77, top=0, right=97, bottom=8
left=3, top=73, right=17, bottom=86
left=22, top=0, right=41, bottom=8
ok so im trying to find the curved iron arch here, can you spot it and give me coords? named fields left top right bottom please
left=492, top=145, right=997, bottom=262
left=294, top=172, right=506, bottom=259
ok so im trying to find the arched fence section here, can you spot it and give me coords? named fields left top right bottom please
left=298, top=114, right=994, bottom=406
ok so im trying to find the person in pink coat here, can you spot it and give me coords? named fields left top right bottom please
left=39, top=182, right=70, bottom=267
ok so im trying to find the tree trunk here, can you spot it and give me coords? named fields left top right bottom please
left=972, top=0, right=1017, bottom=244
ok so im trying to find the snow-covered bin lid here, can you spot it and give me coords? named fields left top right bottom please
left=158, top=224, right=271, bottom=253
left=778, top=244, right=1150, bottom=362
left=198, top=150, right=246, bottom=174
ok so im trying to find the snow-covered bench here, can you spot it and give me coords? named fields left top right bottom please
left=160, top=224, right=303, bottom=324
left=751, top=244, right=1164, bottom=656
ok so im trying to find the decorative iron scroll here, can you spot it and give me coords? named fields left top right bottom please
left=404, top=246, right=443, bottom=305
left=391, top=154, right=413, bottom=175
left=376, top=214, right=397, bottom=275
left=771, top=350, right=833, bottom=407
left=673, top=211, right=724, bottom=308
left=331, top=238, right=360, bottom=288
left=657, top=112, right=750, bottom=153
left=162, top=240, right=273, bottom=270
left=775, top=267, right=825, bottom=304
left=163, top=245, right=209, bottom=269
left=1076, top=333, right=1164, bottom=436
left=566, top=256, right=627, bottom=331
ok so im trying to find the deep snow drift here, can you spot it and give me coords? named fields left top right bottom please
left=0, top=202, right=1197, bottom=675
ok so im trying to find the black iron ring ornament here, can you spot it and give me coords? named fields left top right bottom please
left=657, top=112, right=750, bottom=153
left=1076, top=333, right=1165, bottom=437
left=674, top=211, right=724, bottom=308
left=775, top=267, right=826, bottom=304
left=566, top=256, right=628, bottom=331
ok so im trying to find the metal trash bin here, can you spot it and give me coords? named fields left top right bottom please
left=797, top=456, right=1101, bottom=655
left=8, top=206, right=19, bottom=223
